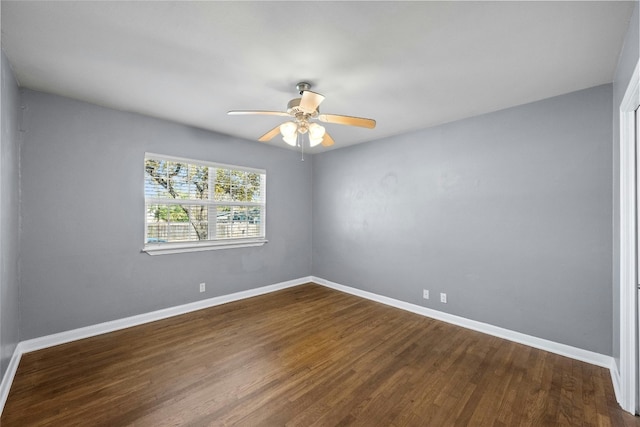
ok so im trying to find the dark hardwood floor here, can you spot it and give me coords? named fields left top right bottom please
left=2, top=283, right=638, bottom=426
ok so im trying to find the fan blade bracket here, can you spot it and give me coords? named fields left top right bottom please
left=318, top=114, right=376, bottom=129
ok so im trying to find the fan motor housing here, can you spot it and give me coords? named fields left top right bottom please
left=287, top=98, right=319, bottom=117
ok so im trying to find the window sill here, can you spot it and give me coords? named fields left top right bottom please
left=143, top=239, right=267, bottom=256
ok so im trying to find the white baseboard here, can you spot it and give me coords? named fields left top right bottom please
left=0, top=276, right=311, bottom=415
left=0, top=342, right=24, bottom=416
left=0, top=275, right=618, bottom=416
left=312, top=276, right=614, bottom=370
left=611, top=361, right=623, bottom=408
left=19, top=277, right=311, bottom=354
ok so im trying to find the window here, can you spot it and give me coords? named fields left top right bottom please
left=143, top=153, right=266, bottom=255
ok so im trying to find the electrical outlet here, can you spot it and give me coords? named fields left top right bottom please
left=423, top=289, right=429, bottom=299
left=440, top=293, right=447, bottom=303
left=199, top=282, right=206, bottom=293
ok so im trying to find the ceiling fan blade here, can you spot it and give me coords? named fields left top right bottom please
left=321, top=132, right=335, bottom=147
left=299, top=91, right=325, bottom=113
left=258, top=125, right=282, bottom=142
left=228, top=110, right=290, bottom=117
left=318, top=114, right=376, bottom=129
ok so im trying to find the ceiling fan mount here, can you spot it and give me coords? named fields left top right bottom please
left=296, top=81, right=312, bottom=94
left=228, top=82, right=376, bottom=148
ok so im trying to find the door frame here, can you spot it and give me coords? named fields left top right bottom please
left=619, top=59, right=639, bottom=414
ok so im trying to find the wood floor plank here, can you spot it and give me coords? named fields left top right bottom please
left=2, top=283, right=639, bottom=426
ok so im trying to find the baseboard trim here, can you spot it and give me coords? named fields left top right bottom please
left=312, top=276, right=614, bottom=370
left=1, top=275, right=618, bottom=415
left=0, top=342, right=23, bottom=416
left=0, top=276, right=311, bottom=415
left=611, top=361, right=623, bottom=408
left=20, top=277, right=312, bottom=354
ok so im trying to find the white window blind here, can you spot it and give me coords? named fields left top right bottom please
left=144, top=153, right=266, bottom=254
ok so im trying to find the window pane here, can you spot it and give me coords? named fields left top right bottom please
left=246, top=207, right=262, bottom=238
left=168, top=162, right=189, bottom=199
left=146, top=203, right=209, bottom=243
left=214, top=205, right=260, bottom=239
left=212, top=169, right=264, bottom=202
left=214, top=169, right=232, bottom=202
left=189, top=164, right=209, bottom=200
left=186, top=204, right=208, bottom=240
left=248, top=185, right=262, bottom=203
left=215, top=205, right=232, bottom=239
left=144, top=159, right=170, bottom=198
left=146, top=203, right=167, bottom=243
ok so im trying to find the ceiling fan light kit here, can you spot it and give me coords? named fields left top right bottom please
left=228, top=82, right=376, bottom=150
left=280, top=122, right=298, bottom=146
left=308, top=122, right=326, bottom=147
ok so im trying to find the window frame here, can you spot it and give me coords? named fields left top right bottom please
left=143, top=153, right=267, bottom=255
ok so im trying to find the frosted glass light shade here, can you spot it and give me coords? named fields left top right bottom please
left=308, top=123, right=325, bottom=147
left=308, top=123, right=325, bottom=138
left=283, top=134, right=297, bottom=146
left=309, top=136, right=323, bottom=147
left=280, top=121, right=297, bottom=137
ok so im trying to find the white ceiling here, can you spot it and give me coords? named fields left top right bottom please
left=1, top=1, right=635, bottom=153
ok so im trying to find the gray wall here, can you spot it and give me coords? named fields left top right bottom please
left=313, top=84, right=613, bottom=355
left=8, top=32, right=631, bottom=358
left=19, top=90, right=312, bottom=340
left=612, top=2, right=639, bottom=372
left=1, top=50, right=21, bottom=377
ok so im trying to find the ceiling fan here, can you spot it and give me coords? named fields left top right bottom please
left=228, top=82, right=376, bottom=148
